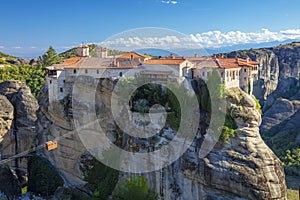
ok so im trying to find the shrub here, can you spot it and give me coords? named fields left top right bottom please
left=113, top=176, right=158, bottom=200
left=27, top=155, right=64, bottom=197
left=84, top=158, right=119, bottom=200
left=218, top=111, right=238, bottom=143
left=0, top=65, right=46, bottom=97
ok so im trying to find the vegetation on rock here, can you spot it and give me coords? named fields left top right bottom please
left=84, top=158, right=119, bottom=199
left=27, top=155, right=64, bottom=197
left=113, top=176, right=158, bottom=200
left=0, top=64, right=46, bottom=97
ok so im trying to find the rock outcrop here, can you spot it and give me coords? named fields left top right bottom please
left=0, top=95, right=14, bottom=144
left=0, top=164, right=22, bottom=198
left=0, top=81, right=39, bottom=171
left=36, top=78, right=287, bottom=199
left=226, top=43, right=300, bottom=189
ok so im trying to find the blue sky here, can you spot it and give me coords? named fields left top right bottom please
left=1, top=0, right=300, bottom=57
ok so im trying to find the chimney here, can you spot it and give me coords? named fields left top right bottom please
left=170, top=53, right=175, bottom=59
left=77, top=45, right=89, bottom=57
left=220, top=54, right=224, bottom=58
left=213, top=54, right=217, bottom=59
left=194, top=54, right=198, bottom=58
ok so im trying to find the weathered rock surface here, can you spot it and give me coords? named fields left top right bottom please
left=0, top=81, right=39, bottom=171
left=0, top=95, right=14, bottom=143
left=226, top=42, right=300, bottom=140
left=36, top=78, right=287, bottom=199
left=0, top=164, right=21, bottom=198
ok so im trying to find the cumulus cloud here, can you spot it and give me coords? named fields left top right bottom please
left=161, top=0, right=178, bottom=5
left=101, top=28, right=300, bottom=51
left=190, top=28, right=300, bottom=48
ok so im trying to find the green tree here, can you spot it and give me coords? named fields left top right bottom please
left=41, top=46, right=61, bottom=67
left=113, top=176, right=158, bottom=200
left=0, top=64, right=46, bottom=97
left=27, top=156, right=64, bottom=197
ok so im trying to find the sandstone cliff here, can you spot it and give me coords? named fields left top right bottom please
left=226, top=43, right=300, bottom=148
left=226, top=43, right=300, bottom=189
left=35, top=78, right=287, bottom=199
left=0, top=81, right=38, bottom=173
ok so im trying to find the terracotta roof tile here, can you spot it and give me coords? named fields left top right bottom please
left=143, top=59, right=186, bottom=65
left=116, top=52, right=152, bottom=59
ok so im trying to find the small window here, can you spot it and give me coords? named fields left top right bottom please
left=74, top=69, right=77, bottom=74
left=97, top=69, right=99, bottom=74
left=85, top=69, right=88, bottom=74
left=49, top=80, right=52, bottom=84
left=202, top=72, right=205, bottom=76
left=63, top=80, right=65, bottom=83
left=60, top=88, right=63, bottom=93
left=244, top=69, right=247, bottom=72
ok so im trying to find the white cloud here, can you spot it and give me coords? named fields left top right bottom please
left=190, top=28, right=300, bottom=48
left=12, top=46, right=22, bottom=49
left=100, top=28, right=300, bottom=51
left=0, top=46, right=4, bottom=49
left=161, top=0, right=178, bottom=5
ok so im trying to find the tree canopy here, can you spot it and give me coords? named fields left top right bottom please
left=40, top=46, right=61, bottom=67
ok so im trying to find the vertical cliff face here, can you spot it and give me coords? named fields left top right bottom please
left=226, top=43, right=300, bottom=189
left=0, top=81, right=38, bottom=172
left=36, top=79, right=287, bottom=199
left=226, top=43, right=300, bottom=134
left=226, top=42, right=300, bottom=109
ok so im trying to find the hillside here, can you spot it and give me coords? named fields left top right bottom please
left=0, top=51, right=35, bottom=67
left=58, top=44, right=126, bottom=59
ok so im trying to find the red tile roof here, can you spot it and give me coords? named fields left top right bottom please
left=216, top=58, right=259, bottom=69
left=143, top=59, right=186, bottom=65
left=116, top=52, right=152, bottom=59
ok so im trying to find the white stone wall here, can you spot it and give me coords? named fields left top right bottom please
left=196, top=68, right=214, bottom=81
left=240, top=67, right=250, bottom=92
left=142, top=64, right=180, bottom=79
left=224, top=68, right=240, bottom=89
left=47, top=70, right=65, bottom=102
left=57, top=71, right=66, bottom=100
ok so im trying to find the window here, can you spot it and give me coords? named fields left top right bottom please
left=60, top=88, right=63, bottom=93
left=202, top=72, right=205, bottom=76
left=85, top=69, right=88, bottom=74
left=244, top=69, right=247, bottom=72
left=49, top=80, right=52, bottom=84
left=74, top=69, right=77, bottom=74
left=63, top=80, right=65, bottom=83
left=97, top=69, right=99, bottom=74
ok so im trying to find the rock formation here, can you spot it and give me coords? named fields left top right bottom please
left=0, top=81, right=39, bottom=172
left=35, top=78, right=287, bottom=199
left=0, top=164, right=21, bottom=198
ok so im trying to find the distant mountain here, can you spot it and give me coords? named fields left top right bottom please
left=133, top=40, right=299, bottom=57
